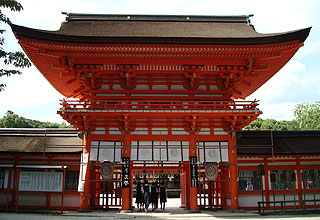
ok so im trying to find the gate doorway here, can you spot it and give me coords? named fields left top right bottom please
left=92, top=162, right=225, bottom=210
left=132, top=163, right=183, bottom=210
left=198, top=165, right=223, bottom=209
left=93, top=165, right=122, bottom=209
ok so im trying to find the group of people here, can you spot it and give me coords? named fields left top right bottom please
left=135, top=178, right=167, bottom=213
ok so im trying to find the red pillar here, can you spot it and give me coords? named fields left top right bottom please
left=296, top=157, right=303, bottom=207
left=180, top=162, right=189, bottom=208
left=180, top=165, right=185, bottom=208
left=228, top=133, right=239, bottom=210
left=184, top=162, right=191, bottom=209
left=189, top=131, right=198, bottom=211
left=263, top=158, right=270, bottom=207
left=80, top=132, right=91, bottom=210
left=220, top=164, right=228, bottom=208
left=121, top=131, right=132, bottom=210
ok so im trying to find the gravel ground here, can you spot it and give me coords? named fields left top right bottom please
left=1, top=198, right=320, bottom=220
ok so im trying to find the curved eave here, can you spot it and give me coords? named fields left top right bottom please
left=10, top=23, right=311, bottom=99
left=11, top=24, right=311, bottom=46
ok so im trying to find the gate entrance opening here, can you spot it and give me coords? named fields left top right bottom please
left=133, top=164, right=182, bottom=209
left=92, top=161, right=225, bottom=210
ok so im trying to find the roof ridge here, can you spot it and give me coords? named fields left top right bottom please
left=62, top=13, right=253, bottom=23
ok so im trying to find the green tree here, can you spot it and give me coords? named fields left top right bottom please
left=294, top=102, right=320, bottom=130
left=245, top=101, right=320, bottom=131
left=0, top=0, right=31, bottom=91
left=243, top=118, right=264, bottom=130
left=0, top=110, right=73, bottom=128
left=244, top=118, right=298, bottom=131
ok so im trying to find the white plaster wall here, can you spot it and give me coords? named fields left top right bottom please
left=304, top=193, right=320, bottom=205
left=109, top=127, right=121, bottom=135
left=267, top=162, right=296, bottom=166
left=152, top=85, right=168, bottom=90
left=172, top=128, right=189, bottom=135
left=199, top=128, right=210, bottom=135
left=300, top=161, right=320, bottom=165
left=268, top=194, right=297, bottom=202
left=51, top=194, right=80, bottom=208
left=91, top=127, right=106, bottom=135
left=0, top=192, right=11, bottom=205
left=214, top=128, right=228, bottom=135
left=239, top=194, right=265, bottom=207
left=18, top=193, right=46, bottom=206
left=152, top=128, right=168, bottom=135
left=131, top=127, right=148, bottom=135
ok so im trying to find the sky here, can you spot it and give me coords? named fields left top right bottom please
left=0, top=0, right=319, bottom=123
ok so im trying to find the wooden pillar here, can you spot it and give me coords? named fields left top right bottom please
left=296, top=157, right=303, bottom=207
left=220, top=164, right=228, bottom=208
left=184, top=161, right=191, bottom=209
left=180, top=168, right=186, bottom=208
left=80, top=132, right=91, bottom=210
left=121, top=131, right=132, bottom=210
left=228, top=133, right=239, bottom=210
left=264, top=157, right=270, bottom=207
left=180, top=162, right=188, bottom=208
left=189, top=131, right=198, bottom=211
left=6, top=169, right=12, bottom=212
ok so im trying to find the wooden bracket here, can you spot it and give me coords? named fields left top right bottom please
left=183, top=65, right=204, bottom=90
left=118, top=64, right=139, bottom=90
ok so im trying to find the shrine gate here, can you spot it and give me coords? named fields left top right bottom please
left=11, top=13, right=310, bottom=211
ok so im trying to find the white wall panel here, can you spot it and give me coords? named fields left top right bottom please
left=205, top=149, right=220, bottom=162
left=90, top=141, right=121, bottom=162
left=221, top=142, right=229, bottom=162
left=239, top=194, right=265, bottom=207
left=19, top=194, right=46, bottom=206
left=138, top=141, right=152, bottom=160
left=91, top=127, right=106, bottom=135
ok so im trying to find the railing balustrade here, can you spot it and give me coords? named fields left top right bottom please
left=60, top=99, right=260, bottom=112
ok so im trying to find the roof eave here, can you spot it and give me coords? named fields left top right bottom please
left=11, top=23, right=311, bottom=46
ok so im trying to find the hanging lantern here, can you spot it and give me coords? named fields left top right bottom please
left=257, top=164, right=265, bottom=176
left=270, top=173, right=276, bottom=183
left=280, top=172, right=287, bottom=182
left=290, top=172, right=296, bottom=182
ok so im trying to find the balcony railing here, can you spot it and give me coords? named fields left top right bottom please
left=60, top=99, right=260, bottom=113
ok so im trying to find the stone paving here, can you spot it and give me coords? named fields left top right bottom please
left=1, top=198, right=320, bottom=220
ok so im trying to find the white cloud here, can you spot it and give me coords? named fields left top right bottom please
left=0, top=67, right=62, bottom=108
left=247, top=60, right=306, bottom=102
left=298, top=39, right=320, bottom=58
left=258, top=102, right=297, bottom=120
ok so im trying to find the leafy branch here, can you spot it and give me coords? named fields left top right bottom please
left=0, top=0, right=31, bottom=91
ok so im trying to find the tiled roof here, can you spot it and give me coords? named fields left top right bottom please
left=11, top=14, right=310, bottom=45
left=0, top=128, right=82, bottom=153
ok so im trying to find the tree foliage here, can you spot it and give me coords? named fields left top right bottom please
left=244, top=101, right=320, bottom=131
left=0, top=0, right=31, bottom=91
left=0, top=111, right=73, bottom=128
left=244, top=118, right=298, bottom=130
left=294, top=102, right=320, bottom=130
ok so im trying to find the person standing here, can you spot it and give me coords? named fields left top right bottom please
left=135, top=178, right=144, bottom=211
left=159, top=181, right=167, bottom=210
left=150, top=181, right=159, bottom=211
left=143, top=179, right=150, bottom=213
